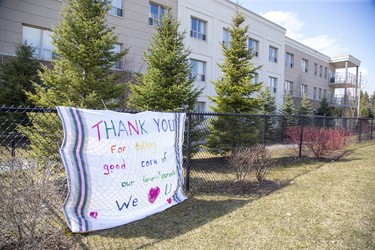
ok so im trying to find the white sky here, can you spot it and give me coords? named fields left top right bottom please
left=231, top=0, right=375, bottom=94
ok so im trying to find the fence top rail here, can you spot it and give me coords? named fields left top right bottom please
left=0, top=106, right=57, bottom=113
left=1, top=106, right=374, bottom=121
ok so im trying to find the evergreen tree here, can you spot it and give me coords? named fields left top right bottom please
left=20, top=0, right=127, bottom=166
left=316, top=97, right=332, bottom=116
left=316, top=97, right=334, bottom=127
left=370, top=91, right=375, bottom=118
left=298, top=94, right=313, bottom=125
left=280, top=92, right=297, bottom=132
left=207, top=10, right=262, bottom=154
left=257, top=87, right=277, bottom=143
left=27, top=0, right=127, bottom=109
left=0, top=43, right=41, bottom=106
left=127, top=11, right=202, bottom=111
left=209, top=11, right=261, bottom=113
left=359, top=90, right=371, bottom=117
left=0, top=43, right=42, bottom=136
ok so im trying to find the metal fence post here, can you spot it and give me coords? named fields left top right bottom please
left=262, top=114, right=266, bottom=145
left=185, top=113, right=192, bottom=192
left=11, top=134, right=16, bottom=157
left=358, top=118, right=362, bottom=143
left=371, top=118, right=374, bottom=141
left=299, top=116, right=304, bottom=158
left=323, top=114, right=326, bottom=128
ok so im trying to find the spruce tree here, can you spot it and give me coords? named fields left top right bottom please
left=21, top=0, right=127, bottom=166
left=27, top=0, right=127, bottom=108
left=257, top=87, right=277, bottom=143
left=209, top=11, right=261, bottom=113
left=0, top=43, right=42, bottom=135
left=207, top=10, right=262, bottom=154
left=298, top=94, right=313, bottom=125
left=127, top=11, right=202, bottom=112
left=0, top=43, right=41, bottom=106
left=316, top=97, right=333, bottom=127
left=298, top=94, right=313, bottom=115
left=280, top=92, right=297, bottom=132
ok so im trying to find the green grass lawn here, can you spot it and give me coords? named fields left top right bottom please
left=75, top=142, right=375, bottom=249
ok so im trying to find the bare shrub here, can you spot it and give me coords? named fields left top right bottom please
left=227, top=145, right=276, bottom=183
left=252, top=145, right=277, bottom=183
left=0, top=158, right=74, bottom=249
left=285, top=126, right=352, bottom=158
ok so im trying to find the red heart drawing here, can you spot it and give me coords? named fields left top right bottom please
left=167, top=198, right=172, bottom=204
left=89, top=211, right=98, bottom=219
left=148, top=187, right=160, bottom=203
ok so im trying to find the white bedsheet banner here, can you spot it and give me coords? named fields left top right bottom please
left=57, top=107, right=187, bottom=232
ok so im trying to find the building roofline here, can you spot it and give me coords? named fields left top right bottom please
left=220, top=0, right=287, bottom=33
left=285, top=36, right=330, bottom=62
left=330, top=55, right=361, bottom=68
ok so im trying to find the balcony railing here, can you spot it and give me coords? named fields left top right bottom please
left=329, top=72, right=357, bottom=87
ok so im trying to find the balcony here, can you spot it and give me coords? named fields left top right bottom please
left=329, top=72, right=357, bottom=88
left=329, top=95, right=356, bottom=107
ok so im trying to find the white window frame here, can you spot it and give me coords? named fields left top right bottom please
left=190, top=17, right=206, bottom=41
left=319, top=88, right=322, bottom=100
left=285, top=53, right=294, bottom=68
left=22, top=25, right=55, bottom=61
left=248, top=38, right=259, bottom=57
left=109, top=0, right=123, bottom=17
left=269, top=46, right=278, bottom=63
left=268, top=77, right=277, bottom=93
left=302, top=59, right=308, bottom=73
left=190, top=59, right=206, bottom=82
left=284, top=80, right=293, bottom=95
left=301, top=84, right=308, bottom=96
left=314, top=63, right=318, bottom=76
left=149, top=2, right=167, bottom=26
left=324, top=67, right=328, bottom=79
left=313, top=87, right=317, bottom=99
left=112, top=43, right=123, bottom=70
left=319, top=65, right=323, bottom=77
left=223, top=28, right=231, bottom=48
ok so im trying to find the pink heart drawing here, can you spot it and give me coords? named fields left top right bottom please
left=167, top=198, right=172, bottom=204
left=89, top=211, right=98, bottom=219
left=148, top=187, right=160, bottom=204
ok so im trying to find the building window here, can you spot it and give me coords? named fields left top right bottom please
left=191, top=17, right=206, bottom=41
left=194, top=101, right=205, bottom=113
left=109, top=0, right=123, bottom=17
left=285, top=80, right=293, bottom=95
left=248, top=38, right=259, bottom=57
left=223, top=28, right=231, bottom=48
left=314, top=63, right=318, bottom=76
left=285, top=53, right=294, bottom=68
left=313, top=87, right=317, bottom=99
left=268, top=77, right=277, bottom=93
left=149, top=2, right=166, bottom=26
left=190, top=59, right=205, bottom=81
left=253, top=73, right=259, bottom=84
left=324, top=67, right=328, bottom=79
left=112, top=43, right=123, bottom=70
left=22, top=25, right=55, bottom=61
left=319, top=88, right=322, bottom=100
left=301, top=84, right=308, bottom=96
left=269, top=46, right=278, bottom=62
left=302, top=59, right=308, bottom=73
left=324, top=89, right=327, bottom=99
left=319, top=65, right=323, bottom=77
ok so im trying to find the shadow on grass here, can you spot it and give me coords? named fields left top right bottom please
left=77, top=196, right=250, bottom=249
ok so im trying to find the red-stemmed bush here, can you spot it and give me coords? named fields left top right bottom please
left=285, top=126, right=351, bottom=158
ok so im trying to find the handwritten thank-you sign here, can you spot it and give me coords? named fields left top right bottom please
left=57, top=107, right=187, bottom=232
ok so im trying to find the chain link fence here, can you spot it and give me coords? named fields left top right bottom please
left=1, top=106, right=374, bottom=249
